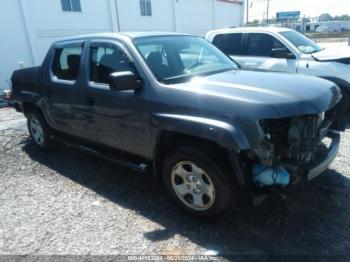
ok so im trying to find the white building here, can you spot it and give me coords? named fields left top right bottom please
left=0, top=0, right=243, bottom=91
left=309, top=21, right=350, bottom=32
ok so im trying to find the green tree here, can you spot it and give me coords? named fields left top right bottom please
left=334, top=14, right=350, bottom=21
left=319, top=13, right=333, bottom=21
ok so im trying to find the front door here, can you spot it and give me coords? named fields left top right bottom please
left=84, top=40, right=150, bottom=157
left=234, top=33, right=298, bottom=73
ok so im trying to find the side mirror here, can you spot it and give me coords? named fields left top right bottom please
left=271, top=48, right=295, bottom=59
left=108, top=71, right=143, bottom=91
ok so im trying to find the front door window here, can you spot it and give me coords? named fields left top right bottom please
left=245, top=33, right=285, bottom=57
left=90, top=45, right=134, bottom=85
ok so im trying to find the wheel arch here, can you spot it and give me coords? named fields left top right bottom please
left=22, top=102, right=45, bottom=119
left=320, top=76, right=350, bottom=93
left=320, top=76, right=350, bottom=126
left=152, top=130, right=248, bottom=187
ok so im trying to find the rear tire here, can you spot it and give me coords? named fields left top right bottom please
left=27, top=111, right=52, bottom=150
left=162, top=146, right=236, bottom=219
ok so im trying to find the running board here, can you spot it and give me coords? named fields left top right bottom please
left=50, top=134, right=148, bottom=173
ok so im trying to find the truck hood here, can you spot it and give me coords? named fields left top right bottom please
left=312, top=46, right=350, bottom=62
left=181, top=70, right=341, bottom=118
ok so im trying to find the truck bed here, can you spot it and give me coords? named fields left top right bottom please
left=11, top=66, right=42, bottom=98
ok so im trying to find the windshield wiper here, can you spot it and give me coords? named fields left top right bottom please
left=163, top=68, right=234, bottom=82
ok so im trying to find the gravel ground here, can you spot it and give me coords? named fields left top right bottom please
left=0, top=108, right=349, bottom=258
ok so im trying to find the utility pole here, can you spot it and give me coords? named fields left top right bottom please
left=266, top=0, right=270, bottom=26
left=246, top=0, right=249, bottom=25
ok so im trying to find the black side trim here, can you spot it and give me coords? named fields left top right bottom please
left=51, top=134, right=149, bottom=173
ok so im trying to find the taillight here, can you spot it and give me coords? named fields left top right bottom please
left=4, top=79, right=12, bottom=100
left=3, top=89, right=12, bottom=100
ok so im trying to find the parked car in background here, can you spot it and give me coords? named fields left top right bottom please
left=315, top=25, right=330, bottom=33
left=206, top=27, right=350, bottom=128
left=11, top=32, right=343, bottom=218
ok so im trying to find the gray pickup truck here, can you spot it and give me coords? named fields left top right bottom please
left=11, top=32, right=343, bottom=218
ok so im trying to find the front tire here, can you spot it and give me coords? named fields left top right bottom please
left=334, top=88, right=349, bottom=116
left=333, top=88, right=350, bottom=129
left=27, top=112, right=52, bottom=150
left=162, top=146, right=235, bottom=218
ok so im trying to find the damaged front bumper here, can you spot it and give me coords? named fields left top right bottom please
left=285, top=130, right=341, bottom=181
left=306, top=130, right=340, bottom=180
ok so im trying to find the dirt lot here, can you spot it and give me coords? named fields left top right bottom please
left=0, top=108, right=349, bottom=259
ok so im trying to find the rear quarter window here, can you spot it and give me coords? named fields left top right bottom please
left=52, top=46, right=82, bottom=81
left=212, top=33, right=243, bottom=56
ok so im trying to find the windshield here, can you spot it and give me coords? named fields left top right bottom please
left=280, top=30, right=323, bottom=54
left=134, top=35, right=238, bottom=84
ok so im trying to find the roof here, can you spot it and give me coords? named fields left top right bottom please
left=56, top=31, right=191, bottom=43
left=207, top=26, right=293, bottom=35
left=121, top=31, right=191, bottom=38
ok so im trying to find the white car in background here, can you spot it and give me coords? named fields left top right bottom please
left=206, top=27, right=350, bottom=127
left=315, top=26, right=330, bottom=32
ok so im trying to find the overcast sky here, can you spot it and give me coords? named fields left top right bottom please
left=248, top=0, right=350, bottom=21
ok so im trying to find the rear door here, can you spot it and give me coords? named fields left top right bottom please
left=212, top=32, right=298, bottom=73
left=241, top=33, right=298, bottom=73
left=44, top=40, right=88, bottom=137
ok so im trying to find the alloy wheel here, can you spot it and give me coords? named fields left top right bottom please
left=171, top=161, right=215, bottom=211
left=29, top=116, right=45, bottom=146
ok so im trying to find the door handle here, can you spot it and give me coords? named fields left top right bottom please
left=86, top=96, right=95, bottom=106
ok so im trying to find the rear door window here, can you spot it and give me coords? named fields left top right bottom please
left=245, top=33, right=284, bottom=57
left=52, top=46, right=83, bottom=81
left=212, top=33, right=243, bottom=56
